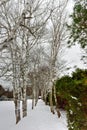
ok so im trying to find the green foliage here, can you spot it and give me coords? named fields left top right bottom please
left=67, top=0, right=87, bottom=48
left=72, top=68, right=87, bottom=80
left=55, top=68, right=87, bottom=130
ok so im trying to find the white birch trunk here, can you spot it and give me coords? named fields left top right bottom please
left=53, top=84, right=61, bottom=117
left=49, top=88, right=55, bottom=114
left=10, top=42, right=21, bottom=124
left=32, top=75, right=36, bottom=109
left=22, top=87, right=27, bottom=117
left=49, top=62, right=55, bottom=114
left=48, top=0, right=68, bottom=117
left=35, top=87, right=39, bottom=106
left=21, top=64, right=27, bottom=117
left=32, top=88, right=35, bottom=109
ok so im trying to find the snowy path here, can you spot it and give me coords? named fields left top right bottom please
left=0, top=99, right=68, bottom=130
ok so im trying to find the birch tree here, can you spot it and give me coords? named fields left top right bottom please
left=19, top=0, right=52, bottom=114
left=0, top=0, right=68, bottom=124
left=0, top=0, right=53, bottom=123
left=48, top=0, right=68, bottom=117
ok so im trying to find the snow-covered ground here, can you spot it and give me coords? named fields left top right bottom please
left=0, top=99, right=68, bottom=130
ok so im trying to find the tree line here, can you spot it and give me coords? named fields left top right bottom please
left=0, top=0, right=68, bottom=124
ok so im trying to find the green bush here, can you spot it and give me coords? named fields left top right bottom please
left=55, top=68, right=87, bottom=130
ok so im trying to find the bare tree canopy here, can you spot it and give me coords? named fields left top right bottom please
left=0, top=0, right=68, bottom=124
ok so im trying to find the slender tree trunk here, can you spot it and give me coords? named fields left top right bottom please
left=10, top=43, right=21, bottom=124
left=13, top=73, right=21, bottom=124
left=49, top=65, right=55, bottom=114
left=53, top=85, right=61, bottom=118
left=22, top=98, right=27, bottom=117
left=49, top=88, right=55, bottom=114
left=32, top=88, right=35, bottom=109
left=32, top=75, right=36, bottom=109
left=35, top=87, right=39, bottom=106
left=22, top=79, right=27, bottom=117
left=43, top=88, right=48, bottom=105
left=14, top=92, right=21, bottom=124
left=43, top=89, right=46, bottom=104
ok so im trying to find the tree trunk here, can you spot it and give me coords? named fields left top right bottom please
left=53, top=85, right=61, bottom=118
left=11, top=44, right=21, bottom=124
left=22, top=84, right=27, bottom=118
left=49, top=88, right=55, bottom=114
left=35, top=87, right=39, bottom=106
left=14, top=92, right=21, bottom=124
left=32, top=89, right=35, bottom=109
left=22, top=98, right=27, bottom=117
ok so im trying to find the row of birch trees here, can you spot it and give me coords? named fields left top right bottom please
left=0, top=0, right=68, bottom=123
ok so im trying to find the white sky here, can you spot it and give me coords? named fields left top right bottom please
left=66, top=0, right=74, bottom=13
left=64, top=44, right=87, bottom=75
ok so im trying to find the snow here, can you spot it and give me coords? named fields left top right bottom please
left=0, top=99, right=68, bottom=130
left=71, top=96, right=78, bottom=100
